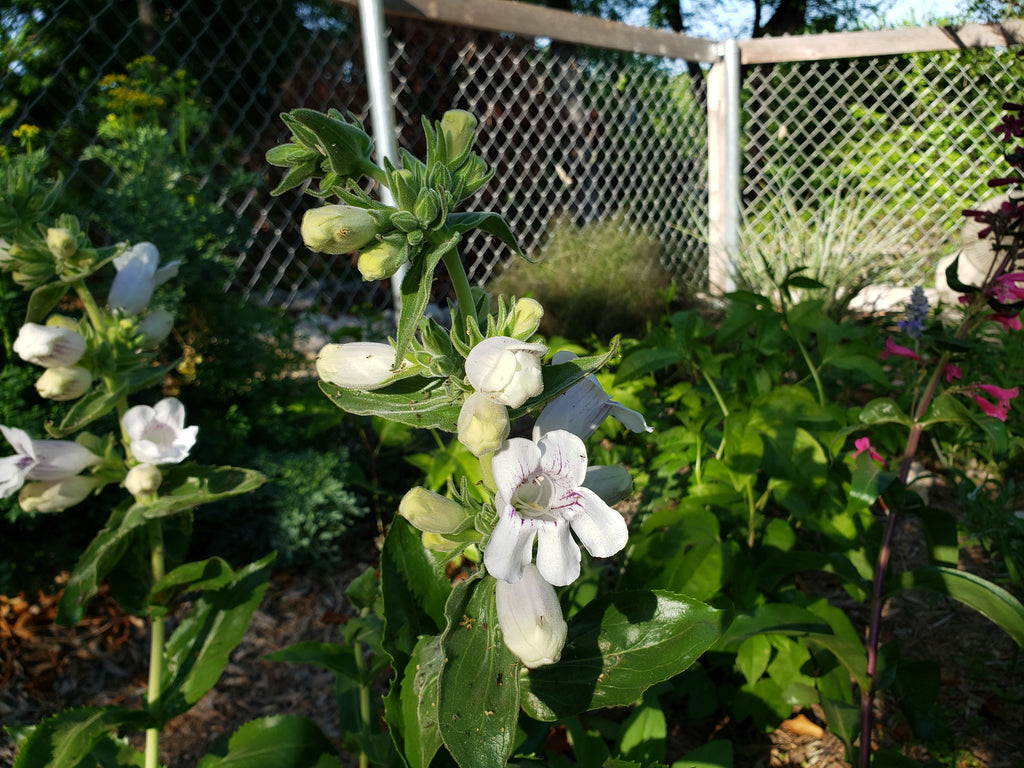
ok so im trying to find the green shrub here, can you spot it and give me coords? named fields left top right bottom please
left=193, top=447, right=370, bottom=572
left=486, top=214, right=672, bottom=341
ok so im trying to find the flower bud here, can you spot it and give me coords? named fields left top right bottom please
left=388, top=168, right=418, bottom=211
left=13, top=323, right=87, bottom=367
left=357, top=237, right=408, bottom=282
left=421, top=531, right=462, bottom=552
left=316, top=342, right=407, bottom=390
left=457, top=392, right=510, bottom=456
left=495, top=564, right=567, bottom=669
left=465, top=336, right=547, bottom=408
left=125, top=463, right=163, bottom=497
left=19, top=476, right=98, bottom=513
left=389, top=210, right=421, bottom=234
left=441, top=110, right=478, bottom=164
left=509, top=298, right=544, bottom=339
left=301, top=205, right=380, bottom=255
left=414, top=189, right=442, bottom=228
left=35, top=366, right=92, bottom=401
left=138, top=309, right=175, bottom=344
left=399, top=487, right=471, bottom=534
left=46, top=227, right=77, bottom=260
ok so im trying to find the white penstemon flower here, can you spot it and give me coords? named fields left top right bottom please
left=0, top=425, right=101, bottom=500
left=484, top=429, right=628, bottom=587
left=121, top=397, right=198, bottom=465
left=316, top=341, right=409, bottom=390
left=495, top=563, right=568, bottom=669
left=13, top=323, right=87, bottom=368
left=464, top=336, right=547, bottom=408
left=108, top=242, right=180, bottom=316
left=533, top=350, right=652, bottom=439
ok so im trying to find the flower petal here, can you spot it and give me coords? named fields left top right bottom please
left=537, top=430, right=588, bottom=490
left=153, top=397, right=187, bottom=430
left=491, top=438, right=541, bottom=506
left=566, top=487, right=628, bottom=559
left=535, top=522, right=581, bottom=586
left=483, top=504, right=539, bottom=584
left=0, top=455, right=30, bottom=498
left=495, top=564, right=567, bottom=668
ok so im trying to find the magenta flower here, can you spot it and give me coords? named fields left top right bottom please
left=880, top=337, right=921, bottom=362
left=991, top=272, right=1024, bottom=304
left=993, top=313, right=1023, bottom=331
left=852, top=437, right=884, bottom=463
left=971, top=384, right=1020, bottom=422
left=944, top=364, right=963, bottom=384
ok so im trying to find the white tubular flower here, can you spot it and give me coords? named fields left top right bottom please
left=109, top=242, right=180, bottom=315
left=316, top=342, right=407, bottom=390
left=457, top=392, right=510, bottom=456
left=122, top=397, right=198, bottom=465
left=534, top=351, right=651, bottom=440
left=19, top=476, right=98, bottom=513
left=13, top=323, right=87, bottom=368
left=138, top=309, right=175, bottom=344
left=0, top=425, right=101, bottom=499
left=484, top=429, right=628, bottom=587
left=465, top=336, right=547, bottom=408
left=35, top=366, right=92, bottom=401
left=495, top=564, right=568, bottom=669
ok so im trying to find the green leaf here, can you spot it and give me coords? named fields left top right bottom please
left=889, top=566, right=1024, bottom=647
left=445, top=211, right=522, bottom=258
left=265, top=641, right=360, bottom=682
left=12, top=706, right=153, bottom=768
left=671, top=739, right=733, bottom=768
left=614, top=347, right=683, bottom=384
left=57, top=465, right=265, bottom=625
left=618, top=697, right=667, bottom=765
left=320, top=377, right=463, bottom=431
left=823, top=353, right=889, bottom=386
left=380, top=516, right=451, bottom=670
left=437, top=577, right=520, bottom=768
left=391, top=634, right=445, bottom=768
left=160, top=554, right=275, bottom=721
left=850, top=451, right=896, bottom=505
left=736, top=634, right=773, bottom=686
left=148, top=556, right=237, bottom=611
left=521, top=591, right=722, bottom=721
left=858, top=398, right=912, bottom=427
left=919, top=393, right=972, bottom=427
left=74, top=734, right=146, bottom=767
left=196, top=715, right=337, bottom=767
left=47, top=383, right=127, bottom=438
left=819, top=697, right=860, bottom=752
left=26, top=281, right=71, bottom=324
left=396, top=233, right=461, bottom=363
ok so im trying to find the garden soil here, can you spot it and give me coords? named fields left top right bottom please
left=2, top=482, right=1023, bottom=767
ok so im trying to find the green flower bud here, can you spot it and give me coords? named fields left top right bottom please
left=389, top=210, right=421, bottom=234
left=358, top=236, right=407, bottom=281
left=509, top=297, right=544, bottom=339
left=414, top=189, right=442, bottom=229
left=301, top=205, right=380, bottom=255
left=406, top=229, right=425, bottom=247
left=441, top=110, right=478, bottom=165
left=35, top=365, right=92, bottom=401
left=399, top=487, right=472, bottom=534
left=46, top=227, right=77, bottom=260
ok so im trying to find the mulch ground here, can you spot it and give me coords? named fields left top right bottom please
left=2, top=487, right=1023, bottom=768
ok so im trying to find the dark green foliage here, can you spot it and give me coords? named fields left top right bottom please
left=193, top=448, right=370, bottom=573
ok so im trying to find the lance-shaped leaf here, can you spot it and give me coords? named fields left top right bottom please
left=319, top=377, right=463, bottom=431
left=396, top=232, right=461, bottom=363
left=445, top=212, right=524, bottom=259
left=858, top=397, right=912, bottom=427
left=57, top=465, right=265, bottom=624
left=159, top=554, right=275, bottom=722
left=11, top=706, right=153, bottom=768
left=437, top=576, right=520, bottom=768
left=385, top=634, right=446, bottom=768
left=25, top=280, right=70, bottom=324
left=521, top=590, right=722, bottom=721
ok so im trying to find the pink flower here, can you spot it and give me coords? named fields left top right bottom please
left=971, top=383, right=1020, bottom=422
left=944, top=364, right=963, bottom=384
left=993, top=313, right=1023, bottom=331
left=852, top=437, right=884, bottom=463
left=990, top=273, right=1024, bottom=304
left=880, top=337, right=921, bottom=362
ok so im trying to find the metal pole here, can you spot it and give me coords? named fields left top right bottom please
left=358, top=0, right=405, bottom=312
left=706, top=38, right=740, bottom=295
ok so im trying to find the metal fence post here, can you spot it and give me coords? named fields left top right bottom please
left=358, top=0, right=405, bottom=311
left=706, top=38, right=740, bottom=295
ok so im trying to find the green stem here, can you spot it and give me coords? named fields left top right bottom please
left=353, top=612, right=372, bottom=768
left=145, top=518, right=166, bottom=768
left=441, top=247, right=477, bottom=329
left=72, top=280, right=106, bottom=333
left=794, top=334, right=826, bottom=407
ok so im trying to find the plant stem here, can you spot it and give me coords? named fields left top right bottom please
left=145, top=518, right=166, bottom=768
left=73, top=280, right=107, bottom=334
left=353, top=614, right=372, bottom=768
left=441, top=246, right=477, bottom=330
left=793, top=334, right=826, bottom=407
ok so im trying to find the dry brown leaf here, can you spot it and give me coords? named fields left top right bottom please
left=780, top=713, right=825, bottom=738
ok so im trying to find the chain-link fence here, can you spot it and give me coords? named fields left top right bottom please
left=1, top=1, right=1019, bottom=313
